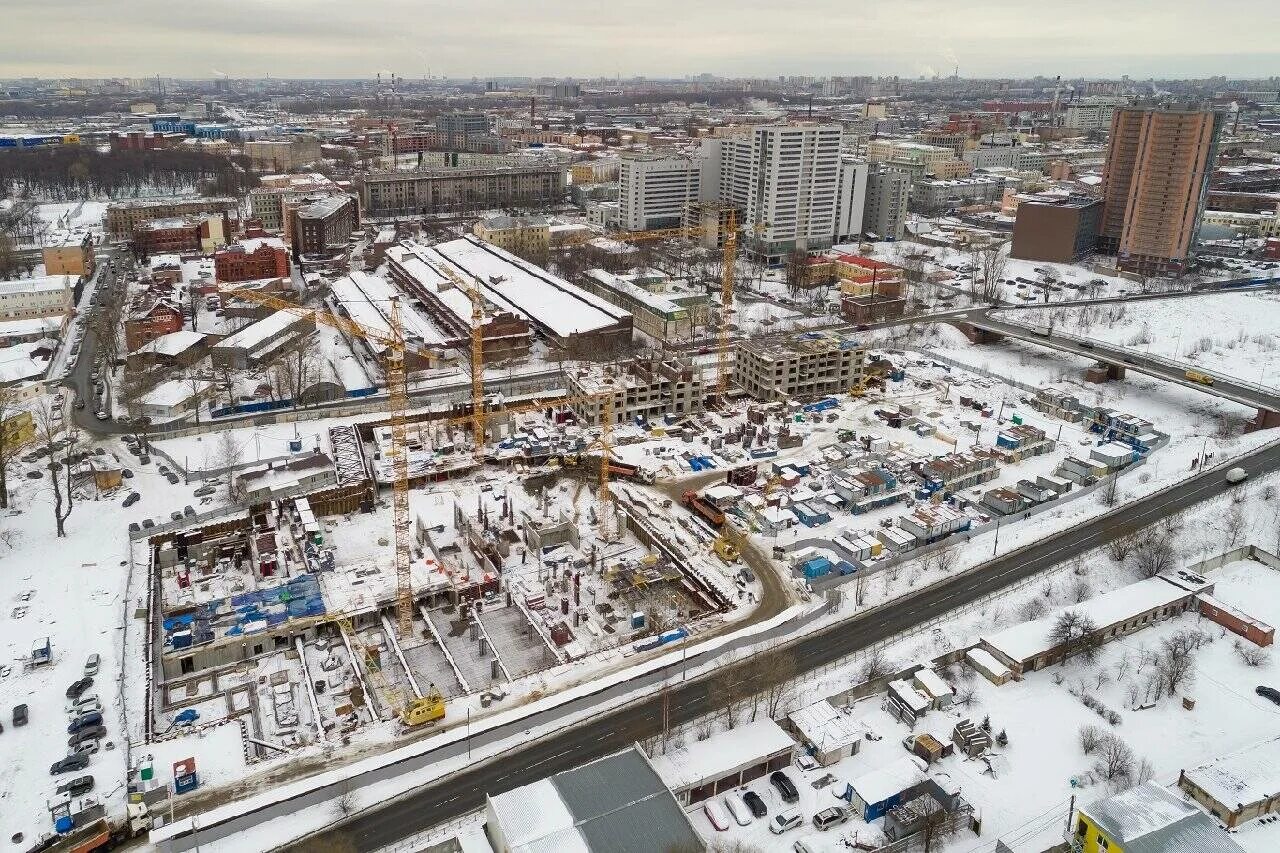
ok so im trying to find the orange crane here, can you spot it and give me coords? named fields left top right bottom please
left=610, top=207, right=740, bottom=402
left=219, top=286, right=431, bottom=638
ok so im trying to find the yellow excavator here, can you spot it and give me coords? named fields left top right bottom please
left=401, top=688, right=446, bottom=727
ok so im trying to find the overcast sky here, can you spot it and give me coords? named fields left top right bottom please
left=4, top=0, right=1277, bottom=80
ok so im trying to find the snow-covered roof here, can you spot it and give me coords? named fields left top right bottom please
left=140, top=379, right=210, bottom=408
left=428, top=236, right=630, bottom=339
left=850, top=756, right=927, bottom=806
left=965, top=647, right=1011, bottom=678
left=982, top=574, right=1210, bottom=665
left=0, top=316, right=62, bottom=338
left=329, top=271, right=449, bottom=349
left=0, top=341, right=51, bottom=383
left=133, top=330, right=206, bottom=357
left=489, top=779, right=579, bottom=850
left=1182, top=736, right=1280, bottom=811
left=216, top=309, right=311, bottom=351
left=789, top=700, right=864, bottom=753
left=0, top=274, right=72, bottom=295
left=1081, top=781, right=1242, bottom=851
left=650, top=717, right=795, bottom=792
left=912, top=667, right=952, bottom=699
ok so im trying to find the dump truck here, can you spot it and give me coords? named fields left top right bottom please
left=400, top=688, right=446, bottom=727
left=603, top=459, right=655, bottom=484
left=681, top=490, right=725, bottom=527
left=1185, top=369, right=1215, bottom=386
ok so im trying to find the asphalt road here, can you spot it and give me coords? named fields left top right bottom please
left=308, top=440, right=1280, bottom=852
left=965, top=312, right=1280, bottom=413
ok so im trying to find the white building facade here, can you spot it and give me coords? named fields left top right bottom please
left=617, top=152, right=701, bottom=231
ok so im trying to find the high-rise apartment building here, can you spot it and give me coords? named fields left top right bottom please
left=435, top=111, right=490, bottom=141
left=862, top=168, right=910, bottom=240
left=1097, top=104, right=1224, bottom=276
left=700, top=123, right=844, bottom=263
left=618, top=152, right=701, bottom=232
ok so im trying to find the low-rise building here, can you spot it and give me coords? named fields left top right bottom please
left=214, top=237, right=290, bottom=283
left=243, top=135, right=322, bottom=171
left=124, top=298, right=184, bottom=351
left=210, top=309, right=317, bottom=370
left=137, top=378, right=212, bottom=422
left=357, top=165, right=566, bottom=217
left=42, top=231, right=95, bottom=277
left=735, top=334, right=866, bottom=402
left=910, top=176, right=1011, bottom=211
left=581, top=268, right=708, bottom=342
left=0, top=275, right=75, bottom=320
left=1179, top=738, right=1280, bottom=828
left=1075, top=781, right=1247, bottom=853
left=106, top=197, right=238, bottom=241
left=472, top=215, right=550, bottom=257
left=650, top=717, right=795, bottom=808
left=236, top=453, right=337, bottom=504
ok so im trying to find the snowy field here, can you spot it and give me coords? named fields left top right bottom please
left=1004, top=290, right=1280, bottom=390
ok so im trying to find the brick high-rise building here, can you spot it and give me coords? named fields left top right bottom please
left=1097, top=104, right=1224, bottom=276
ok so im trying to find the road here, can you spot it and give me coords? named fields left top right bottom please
left=278, top=439, right=1280, bottom=852
left=964, top=312, right=1280, bottom=413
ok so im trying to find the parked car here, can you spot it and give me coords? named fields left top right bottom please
left=68, top=732, right=104, bottom=753
left=13, top=704, right=28, bottom=726
left=142, top=518, right=154, bottom=529
left=183, top=505, right=195, bottom=517
left=50, top=752, right=91, bottom=775
left=770, top=771, right=799, bottom=803
left=67, top=711, right=103, bottom=733
left=66, top=678, right=93, bottom=700
left=67, top=696, right=100, bottom=717
left=813, top=806, right=850, bottom=831
left=193, top=485, right=216, bottom=497
left=165, top=473, right=180, bottom=485
left=768, top=809, right=803, bottom=834
left=83, top=653, right=99, bottom=677
left=170, top=511, right=184, bottom=522
left=122, top=469, right=133, bottom=479
left=703, top=800, right=730, bottom=831
left=1256, top=685, right=1280, bottom=705
left=724, top=795, right=753, bottom=826
left=122, top=492, right=140, bottom=508
left=128, top=522, right=141, bottom=534
left=743, top=790, right=768, bottom=818
left=56, top=775, right=95, bottom=797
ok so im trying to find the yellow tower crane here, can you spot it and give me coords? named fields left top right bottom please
left=610, top=206, right=741, bottom=404
left=219, top=286, right=427, bottom=638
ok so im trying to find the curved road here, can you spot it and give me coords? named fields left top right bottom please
left=265, top=440, right=1280, bottom=852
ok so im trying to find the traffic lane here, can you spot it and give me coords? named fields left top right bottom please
left=293, top=443, right=1280, bottom=851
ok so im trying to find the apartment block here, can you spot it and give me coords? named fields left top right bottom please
left=1097, top=103, right=1224, bottom=275
left=243, top=135, right=323, bottom=171
left=735, top=334, right=866, bottom=402
left=106, top=197, right=239, bottom=241
left=618, top=152, right=701, bottom=231
left=862, top=168, right=909, bottom=239
left=1063, top=97, right=1130, bottom=132
left=0, top=275, right=75, bottom=320
left=291, top=195, right=359, bottom=258
left=357, top=166, right=565, bottom=217
left=700, top=123, right=844, bottom=263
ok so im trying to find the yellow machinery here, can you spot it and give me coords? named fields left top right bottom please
left=336, top=615, right=443, bottom=727
left=712, top=536, right=740, bottom=563
left=400, top=689, right=446, bottom=726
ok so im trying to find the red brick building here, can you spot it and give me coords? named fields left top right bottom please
left=214, top=238, right=290, bottom=283
left=125, top=299, right=185, bottom=351
left=134, top=218, right=203, bottom=255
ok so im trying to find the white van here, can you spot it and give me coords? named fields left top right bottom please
left=724, top=795, right=752, bottom=826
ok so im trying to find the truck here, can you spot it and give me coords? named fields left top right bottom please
left=49, top=806, right=149, bottom=853
left=1185, top=369, right=1215, bottom=386
left=602, top=458, right=655, bottom=484
left=681, top=490, right=725, bottom=527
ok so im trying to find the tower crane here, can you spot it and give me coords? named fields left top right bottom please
left=610, top=206, right=742, bottom=403
left=218, top=285, right=430, bottom=639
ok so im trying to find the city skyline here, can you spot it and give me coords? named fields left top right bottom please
left=4, top=0, right=1279, bottom=80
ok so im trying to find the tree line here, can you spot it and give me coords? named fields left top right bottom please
left=0, top=146, right=259, bottom=201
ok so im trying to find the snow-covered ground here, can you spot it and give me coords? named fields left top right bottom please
left=1005, top=290, right=1280, bottom=390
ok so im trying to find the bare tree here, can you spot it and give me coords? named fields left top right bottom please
left=333, top=783, right=356, bottom=819
left=1098, top=475, right=1121, bottom=509
left=860, top=646, right=896, bottom=682
left=976, top=244, right=1008, bottom=303
left=1155, top=634, right=1197, bottom=696
left=1078, top=724, right=1106, bottom=755
left=1107, top=530, right=1138, bottom=562
left=1235, top=640, right=1270, bottom=667
left=709, top=668, right=749, bottom=730
left=214, top=431, right=243, bottom=503
left=180, top=368, right=207, bottom=425
left=1019, top=597, right=1048, bottom=620
left=0, top=386, right=24, bottom=509
left=1094, top=734, right=1136, bottom=783
left=755, top=650, right=797, bottom=720
left=33, top=399, right=78, bottom=537
left=1070, top=577, right=1094, bottom=604
left=1048, top=610, right=1100, bottom=665
left=1131, top=528, right=1176, bottom=579
left=1224, top=504, right=1247, bottom=550
left=925, top=542, right=959, bottom=575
